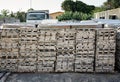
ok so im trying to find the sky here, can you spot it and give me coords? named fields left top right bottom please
left=0, top=0, right=107, bottom=13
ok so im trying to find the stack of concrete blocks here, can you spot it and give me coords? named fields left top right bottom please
left=0, top=25, right=117, bottom=73
left=95, top=28, right=116, bottom=72
left=37, top=28, right=57, bottom=72
left=0, top=29, right=19, bottom=72
left=116, top=30, right=120, bottom=70
left=56, top=28, right=75, bottom=72
left=18, top=28, right=38, bottom=72
left=75, top=28, right=95, bottom=72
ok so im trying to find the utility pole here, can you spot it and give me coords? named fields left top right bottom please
left=30, top=0, right=32, bottom=8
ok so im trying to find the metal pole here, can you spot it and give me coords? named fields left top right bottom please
left=30, top=0, right=32, bottom=8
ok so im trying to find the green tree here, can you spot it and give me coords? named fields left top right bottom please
left=15, top=11, right=26, bottom=22
left=61, top=0, right=75, bottom=12
left=86, top=5, right=95, bottom=13
left=113, top=0, right=120, bottom=8
left=59, top=0, right=95, bottom=21
left=0, top=10, right=27, bottom=22
left=93, top=7, right=105, bottom=13
left=27, top=8, right=34, bottom=12
left=72, top=12, right=82, bottom=20
left=102, top=0, right=120, bottom=10
left=75, top=0, right=87, bottom=13
left=1, top=9, right=9, bottom=17
left=57, top=11, right=73, bottom=21
left=61, top=0, right=95, bottom=13
left=57, top=11, right=92, bottom=21
left=9, top=11, right=15, bottom=17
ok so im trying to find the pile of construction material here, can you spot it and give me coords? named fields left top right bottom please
left=116, top=30, right=120, bottom=70
left=95, top=29, right=116, bottom=72
left=0, top=29, right=19, bottom=72
left=37, top=28, right=57, bottom=72
left=0, top=25, right=116, bottom=73
left=56, top=28, right=75, bottom=72
left=75, top=28, right=95, bottom=72
left=18, top=28, right=38, bottom=72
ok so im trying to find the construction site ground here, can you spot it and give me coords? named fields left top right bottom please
left=0, top=72, right=120, bottom=82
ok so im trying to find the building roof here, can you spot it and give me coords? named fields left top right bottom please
left=95, top=8, right=120, bottom=14
left=50, top=11, right=64, bottom=15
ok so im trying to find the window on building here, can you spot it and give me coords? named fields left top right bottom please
left=100, top=17, right=105, bottom=19
left=109, top=15, right=117, bottom=19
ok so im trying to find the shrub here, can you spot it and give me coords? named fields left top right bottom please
left=57, top=11, right=92, bottom=21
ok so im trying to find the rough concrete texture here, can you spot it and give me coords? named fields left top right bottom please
left=0, top=72, right=11, bottom=82
left=0, top=28, right=116, bottom=73
left=6, top=73, right=120, bottom=82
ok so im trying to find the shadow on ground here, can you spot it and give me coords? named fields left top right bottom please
left=5, top=73, right=120, bottom=82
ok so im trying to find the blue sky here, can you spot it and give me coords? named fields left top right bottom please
left=0, top=0, right=107, bottom=13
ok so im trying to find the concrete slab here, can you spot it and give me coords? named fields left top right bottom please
left=5, top=73, right=120, bottom=82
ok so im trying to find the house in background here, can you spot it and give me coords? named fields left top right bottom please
left=50, top=11, right=64, bottom=19
left=94, top=8, right=120, bottom=19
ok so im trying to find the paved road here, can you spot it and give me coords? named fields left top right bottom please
left=5, top=73, right=120, bottom=82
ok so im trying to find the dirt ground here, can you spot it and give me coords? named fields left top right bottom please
left=5, top=73, right=120, bottom=82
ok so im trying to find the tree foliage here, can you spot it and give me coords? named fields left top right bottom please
left=61, top=0, right=95, bottom=13
left=0, top=9, right=27, bottom=22
left=114, top=0, right=120, bottom=8
left=27, top=8, right=34, bottom=12
left=15, top=11, right=26, bottom=22
left=57, top=12, right=73, bottom=21
left=9, top=11, right=15, bottom=17
left=57, top=11, right=92, bottom=21
left=1, top=9, right=9, bottom=17
left=93, top=7, right=105, bottom=13
left=102, top=0, right=120, bottom=10
left=75, top=1, right=95, bottom=13
left=62, top=0, right=75, bottom=12
left=59, top=0, right=94, bottom=21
